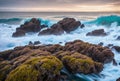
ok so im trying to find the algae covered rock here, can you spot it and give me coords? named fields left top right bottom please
left=64, top=40, right=114, bottom=63
left=56, top=52, right=103, bottom=74
left=5, top=56, right=63, bottom=81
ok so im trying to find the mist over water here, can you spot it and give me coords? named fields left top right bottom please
left=0, top=12, right=120, bottom=81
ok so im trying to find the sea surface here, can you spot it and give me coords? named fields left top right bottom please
left=0, top=12, right=120, bottom=81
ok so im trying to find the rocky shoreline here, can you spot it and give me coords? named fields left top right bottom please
left=0, top=40, right=114, bottom=81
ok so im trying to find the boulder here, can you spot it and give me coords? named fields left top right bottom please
left=58, top=18, right=81, bottom=33
left=39, top=18, right=81, bottom=35
left=39, top=24, right=64, bottom=35
left=55, top=51, right=103, bottom=74
left=5, top=56, right=63, bottom=81
left=12, top=18, right=41, bottom=37
left=86, top=29, right=107, bottom=36
left=63, top=40, right=114, bottom=63
left=12, top=30, right=25, bottom=37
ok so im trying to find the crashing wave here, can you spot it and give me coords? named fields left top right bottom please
left=87, top=15, right=120, bottom=26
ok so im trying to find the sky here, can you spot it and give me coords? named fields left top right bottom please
left=0, top=0, right=120, bottom=12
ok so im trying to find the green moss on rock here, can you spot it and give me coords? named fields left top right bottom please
left=5, top=56, right=63, bottom=81
left=61, top=53, right=103, bottom=74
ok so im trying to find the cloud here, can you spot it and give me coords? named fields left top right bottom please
left=0, top=0, right=119, bottom=11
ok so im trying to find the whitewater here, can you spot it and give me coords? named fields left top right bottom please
left=0, top=14, right=120, bottom=81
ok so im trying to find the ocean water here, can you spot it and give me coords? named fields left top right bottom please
left=0, top=12, right=120, bottom=81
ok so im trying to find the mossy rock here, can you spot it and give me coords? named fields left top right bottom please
left=62, top=53, right=103, bottom=74
left=5, top=56, right=63, bottom=81
left=0, top=61, right=12, bottom=81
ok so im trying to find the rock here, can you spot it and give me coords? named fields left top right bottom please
left=5, top=56, right=63, bottom=81
left=39, top=18, right=81, bottom=35
left=41, top=24, right=48, bottom=29
left=112, top=46, right=120, bottom=52
left=12, top=18, right=41, bottom=37
left=63, top=40, right=114, bottom=63
left=107, top=44, right=114, bottom=47
left=39, top=24, right=64, bottom=35
left=34, top=41, right=41, bottom=45
left=80, top=24, right=85, bottom=28
left=86, top=29, right=107, bottom=36
left=98, top=42, right=104, bottom=46
left=116, top=36, right=120, bottom=40
left=58, top=18, right=81, bottom=33
left=12, top=30, right=25, bottom=37
left=28, top=41, right=33, bottom=45
left=116, top=78, right=120, bottom=81
left=113, top=59, right=117, bottom=66
left=55, top=51, right=103, bottom=74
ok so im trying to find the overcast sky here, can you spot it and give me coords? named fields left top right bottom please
left=0, top=0, right=120, bottom=12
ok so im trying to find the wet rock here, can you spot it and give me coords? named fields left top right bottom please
left=113, top=59, right=117, bottom=66
left=58, top=18, right=81, bottom=33
left=116, top=36, right=120, bottom=40
left=39, top=24, right=64, bottom=35
left=34, top=41, right=41, bottom=45
left=86, top=29, right=107, bottom=36
left=117, top=78, right=120, bottom=81
left=80, top=24, right=85, bottom=28
left=12, top=18, right=41, bottom=37
left=64, top=40, right=114, bottom=63
left=28, top=41, right=33, bottom=45
left=98, top=42, right=104, bottom=46
left=5, top=56, right=63, bottom=81
left=107, top=44, right=114, bottom=47
left=12, top=30, right=25, bottom=37
left=39, top=18, right=81, bottom=35
left=41, top=24, right=48, bottom=29
left=55, top=51, right=103, bottom=74
left=112, top=46, right=120, bottom=52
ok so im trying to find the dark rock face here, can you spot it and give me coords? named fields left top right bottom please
left=116, top=36, right=120, bottom=40
left=39, top=24, right=64, bottom=35
left=98, top=42, right=104, bottom=46
left=63, top=40, right=114, bottom=63
left=58, top=18, right=81, bottom=33
left=112, top=46, right=120, bottom=52
left=0, top=40, right=115, bottom=81
left=39, top=18, right=81, bottom=35
left=86, top=29, right=107, bottom=36
left=12, top=18, right=41, bottom=37
left=117, top=78, right=120, bottom=81
left=113, top=59, right=117, bottom=66
left=12, top=30, right=25, bottom=37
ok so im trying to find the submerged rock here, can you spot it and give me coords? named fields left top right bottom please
left=117, top=78, right=120, bottom=81
left=86, top=29, right=107, bottom=36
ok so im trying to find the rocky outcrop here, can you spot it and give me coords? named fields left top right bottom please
left=55, top=51, right=103, bottom=74
left=39, top=24, right=64, bottom=35
left=86, top=29, right=107, bottom=36
left=0, top=40, right=114, bottom=81
left=5, top=56, right=63, bottom=81
left=39, top=18, right=81, bottom=35
left=63, top=40, right=114, bottom=63
left=12, top=18, right=41, bottom=37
